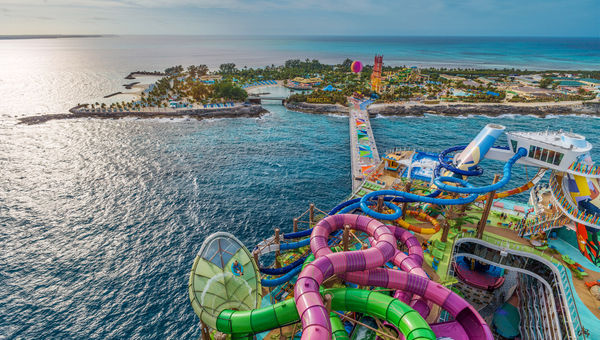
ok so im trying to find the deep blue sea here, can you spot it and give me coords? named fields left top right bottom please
left=1, top=36, right=599, bottom=339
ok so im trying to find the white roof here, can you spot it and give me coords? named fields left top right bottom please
left=508, top=130, right=592, bottom=152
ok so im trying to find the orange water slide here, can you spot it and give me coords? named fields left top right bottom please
left=396, top=210, right=441, bottom=234
left=475, top=168, right=547, bottom=201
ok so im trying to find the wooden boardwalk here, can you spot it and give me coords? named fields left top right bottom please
left=349, top=99, right=380, bottom=192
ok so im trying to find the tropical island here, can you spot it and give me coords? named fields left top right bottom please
left=18, top=57, right=600, bottom=124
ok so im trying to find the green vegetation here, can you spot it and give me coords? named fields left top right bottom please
left=539, top=77, right=553, bottom=88
left=212, top=81, right=247, bottom=101
left=91, top=59, right=599, bottom=111
left=288, top=90, right=347, bottom=105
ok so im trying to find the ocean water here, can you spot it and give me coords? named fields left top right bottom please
left=1, top=35, right=599, bottom=119
left=1, top=36, right=600, bottom=339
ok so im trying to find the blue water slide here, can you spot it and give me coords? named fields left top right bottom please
left=360, top=177, right=479, bottom=220
left=260, top=256, right=306, bottom=275
left=438, top=145, right=484, bottom=176
left=258, top=201, right=352, bottom=276
left=261, top=264, right=303, bottom=287
left=283, top=228, right=312, bottom=239
left=433, top=147, right=527, bottom=194
left=258, top=144, right=499, bottom=275
left=279, top=238, right=310, bottom=250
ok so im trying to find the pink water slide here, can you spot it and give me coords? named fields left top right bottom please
left=294, top=213, right=493, bottom=340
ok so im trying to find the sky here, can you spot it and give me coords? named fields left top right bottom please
left=0, top=0, right=599, bottom=37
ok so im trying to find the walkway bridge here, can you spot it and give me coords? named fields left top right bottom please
left=348, top=98, right=380, bottom=192
left=247, top=96, right=287, bottom=104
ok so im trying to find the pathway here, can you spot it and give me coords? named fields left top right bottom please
left=348, top=98, right=380, bottom=192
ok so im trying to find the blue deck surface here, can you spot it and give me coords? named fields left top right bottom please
left=559, top=261, right=600, bottom=340
left=549, top=238, right=600, bottom=273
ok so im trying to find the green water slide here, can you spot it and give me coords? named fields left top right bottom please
left=330, top=313, right=350, bottom=340
left=214, top=288, right=435, bottom=340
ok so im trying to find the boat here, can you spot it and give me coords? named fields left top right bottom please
left=187, top=98, right=599, bottom=340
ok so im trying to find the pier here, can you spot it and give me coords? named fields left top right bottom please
left=247, top=96, right=287, bottom=105
left=349, top=98, right=380, bottom=192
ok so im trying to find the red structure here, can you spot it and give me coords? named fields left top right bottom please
left=371, top=54, right=383, bottom=93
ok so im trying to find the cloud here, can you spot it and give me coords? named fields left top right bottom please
left=0, top=0, right=597, bottom=36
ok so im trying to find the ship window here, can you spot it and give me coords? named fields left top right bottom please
left=554, top=153, right=563, bottom=166
left=541, top=149, right=548, bottom=162
left=547, top=150, right=556, bottom=164
left=511, top=140, right=518, bottom=152
left=529, top=145, right=535, bottom=157
left=534, top=147, right=542, bottom=160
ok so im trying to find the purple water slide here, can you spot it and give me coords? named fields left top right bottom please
left=294, top=213, right=493, bottom=340
left=369, top=226, right=431, bottom=317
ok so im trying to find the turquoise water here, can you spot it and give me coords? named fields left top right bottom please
left=1, top=35, right=599, bottom=118
left=1, top=36, right=600, bottom=338
left=2, top=105, right=600, bottom=338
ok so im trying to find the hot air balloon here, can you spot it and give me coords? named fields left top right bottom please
left=351, top=60, right=363, bottom=73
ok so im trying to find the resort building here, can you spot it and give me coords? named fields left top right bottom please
left=440, top=74, right=466, bottom=82
left=515, top=75, right=542, bottom=86
left=477, top=77, right=495, bottom=85
left=285, top=77, right=323, bottom=89
left=509, top=85, right=555, bottom=99
left=462, top=79, right=480, bottom=87
left=199, top=75, right=223, bottom=84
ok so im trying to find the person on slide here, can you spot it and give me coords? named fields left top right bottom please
left=232, top=260, right=244, bottom=276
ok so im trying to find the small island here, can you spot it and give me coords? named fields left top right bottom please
left=19, top=58, right=600, bottom=124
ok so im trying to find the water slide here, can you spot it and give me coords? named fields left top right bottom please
left=453, top=124, right=506, bottom=172
left=396, top=210, right=441, bottom=234
left=437, top=144, right=545, bottom=201
left=433, top=148, right=528, bottom=195
left=213, top=288, right=432, bottom=340
left=475, top=168, right=546, bottom=201
left=294, top=214, right=492, bottom=340
left=193, top=125, right=520, bottom=338
left=358, top=147, right=528, bottom=221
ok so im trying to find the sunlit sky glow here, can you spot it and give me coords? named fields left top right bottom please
left=1, top=0, right=599, bottom=36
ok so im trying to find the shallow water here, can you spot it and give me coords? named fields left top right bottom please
left=1, top=36, right=600, bottom=339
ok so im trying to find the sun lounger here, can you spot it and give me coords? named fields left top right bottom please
left=432, top=248, right=445, bottom=261
left=434, top=240, right=447, bottom=251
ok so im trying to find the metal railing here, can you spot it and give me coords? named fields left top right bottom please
left=550, top=173, right=600, bottom=226
left=447, top=234, right=586, bottom=339
left=567, top=159, right=600, bottom=177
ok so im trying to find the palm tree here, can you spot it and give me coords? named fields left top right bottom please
left=187, top=65, right=197, bottom=78
left=430, top=204, right=478, bottom=242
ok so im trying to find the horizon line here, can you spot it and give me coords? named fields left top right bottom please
left=1, top=34, right=599, bottom=39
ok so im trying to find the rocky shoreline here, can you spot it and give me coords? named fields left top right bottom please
left=18, top=105, right=268, bottom=125
left=284, top=100, right=600, bottom=117
left=284, top=102, right=350, bottom=115
left=368, top=101, right=600, bottom=117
